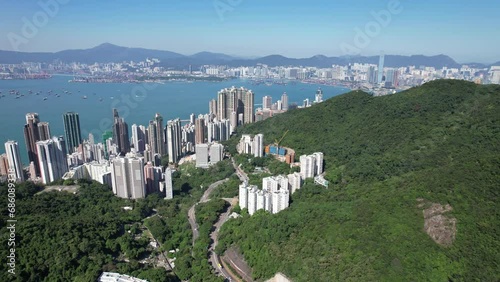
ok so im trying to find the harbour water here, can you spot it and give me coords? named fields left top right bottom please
left=0, top=75, right=349, bottom=164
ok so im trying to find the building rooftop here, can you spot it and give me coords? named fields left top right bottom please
left=98, top=272, right=148, bottom=282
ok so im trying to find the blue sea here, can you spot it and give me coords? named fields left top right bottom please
left=0, top=75, right=349, bottom=164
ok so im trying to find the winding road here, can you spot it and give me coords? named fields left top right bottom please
left=186, top=158, right=253, bottom=281
left=187, top=178, right=229, bottom=245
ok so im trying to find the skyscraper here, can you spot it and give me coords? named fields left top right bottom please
left=195, top=143, right=209, bottom=168
left=368, top=66, right=378, bottom=84
left=112, top=109, right=130, bottom=155
left=23, top=113, right=49, bottom=176
left=38, top=122, right=51, bottom=141
left=36, top=137, right=68, bottom=184
left=63, top=112, right=82, bottom=154
left=148, top=113, right=165, bottom=157
left=111, top=156, right=145, bottom=199
left=166, top=118, right=182, bottom=163
left=195, top=116, right=205, bottom=144
left=217, top=87, right=254, bottom=124
left=209, top=99, right=217, bottom=117
left=300, top=154, right=317, bottom=179
left=144, top=161, right=163, bottom=195
left=281, top=92, right=289, bottom=111
left=253, top=134, right=264, bottom=157
left=210, top=143, right=224, bottom=164
left=263, top=95, right=272, bottom=110
left=378, top=53, right=385, bottom=84
left=4, top=141, right=24, bottom=182
left=243, top=90, right=255, bottom=124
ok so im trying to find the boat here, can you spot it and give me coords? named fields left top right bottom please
left=82, top=96, right=87, bottom=99
left=43, top=97, right=48, bottom=100
left=99, top=98, right=103, bottom=102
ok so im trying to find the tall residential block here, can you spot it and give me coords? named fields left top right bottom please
left=281, top=92, right=289, bottom=111
left=4, top=141, right=24, bottom=182
left=23, top=113, right=42, bottom=176
left=253, top=134, right=264, bottom=157
left=36, top=137, right=68, bottom=184
left=263, top=95, right=272, bottom=110
left=378, top=53, right=385, bottom=84
left=111, top=156, right=145, bottom=199
left=195, top=144, right=210, bottom=168
left=112, top=109, right=130, bottom=155
left=63, top=112, right=82, bottom=154
left=163, top=167, right=174, bottom=200
left=216, top=87, right=254, bottom=124
left=195, top=116, right=206, bottom=144
left=166, top=118, right=182, bottom=163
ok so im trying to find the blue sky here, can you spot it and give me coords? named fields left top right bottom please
left=0, top=0, right=499, bottom=63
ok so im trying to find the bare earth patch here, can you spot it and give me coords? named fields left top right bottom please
left=418, top=199, right=457, bottom=247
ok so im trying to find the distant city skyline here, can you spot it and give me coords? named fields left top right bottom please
left=0, top=0, right=499, bottom=63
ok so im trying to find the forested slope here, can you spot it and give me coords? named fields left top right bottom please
left=219, top=80, right=500, bottom=281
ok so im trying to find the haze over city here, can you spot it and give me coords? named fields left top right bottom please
left=1, top=0, right=500, bottom=62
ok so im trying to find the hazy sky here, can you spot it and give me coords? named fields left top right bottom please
left=0, top=0, right=499, bottom=63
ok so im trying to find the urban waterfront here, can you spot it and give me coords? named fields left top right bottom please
left=0, top=75, right=349, bottom=164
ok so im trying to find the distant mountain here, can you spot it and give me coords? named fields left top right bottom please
left=0, top=43, right=497, bottom=69
left=189, top=51, right=236, bottom=61
left=54, top=43, right=184, bottom=63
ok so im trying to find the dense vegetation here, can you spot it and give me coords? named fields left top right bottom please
left=0, top=180, right=175, bottom=282
left=218, top=80, right=500, bottom=281
left=0, top=160, right=234, bottom=282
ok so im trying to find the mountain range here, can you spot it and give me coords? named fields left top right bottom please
left=1, top=43, right=498, bottom=69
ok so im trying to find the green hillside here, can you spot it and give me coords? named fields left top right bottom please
left=218, top=80, right=500, bottom=281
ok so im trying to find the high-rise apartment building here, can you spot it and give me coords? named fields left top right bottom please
left=163, top=167, right=174, bottom=200
left=243, top=90, right=254, bottom=124
left=4, top=141, right=24, bottom=182
left=144, top=161, right=163, bottom=194
left=263, top=96, right=272, bottom=110
left=378, top=54, right=385, bottom=84
left=281, top=92, right=289, bottom=111
left=195, top=143, right=210, bottom=168
left=300, top=154, right=316, bottom=179
left=24, top=113, right=43, bottom=176
left=166, top=118, right=182, bottom=163
left=36, top=137, right=68, bottom=184
left=62, top=112, right=82, bottom=154
left=253, top=134, right=264, bottom=157
left=210, top=143, right=224, bottom=164
left=112, top=109, right=130, bottom=155
left=300, top=152, right=324, bottom=179
left=287, top=172, right=303, bottom=194
left=147, top=113, right=165, bottom=157
left=111, top=156, right=145, bottom=199
left=216, top=87, right=254, bottom=124
left=195, top=116, right=206, bottom=144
